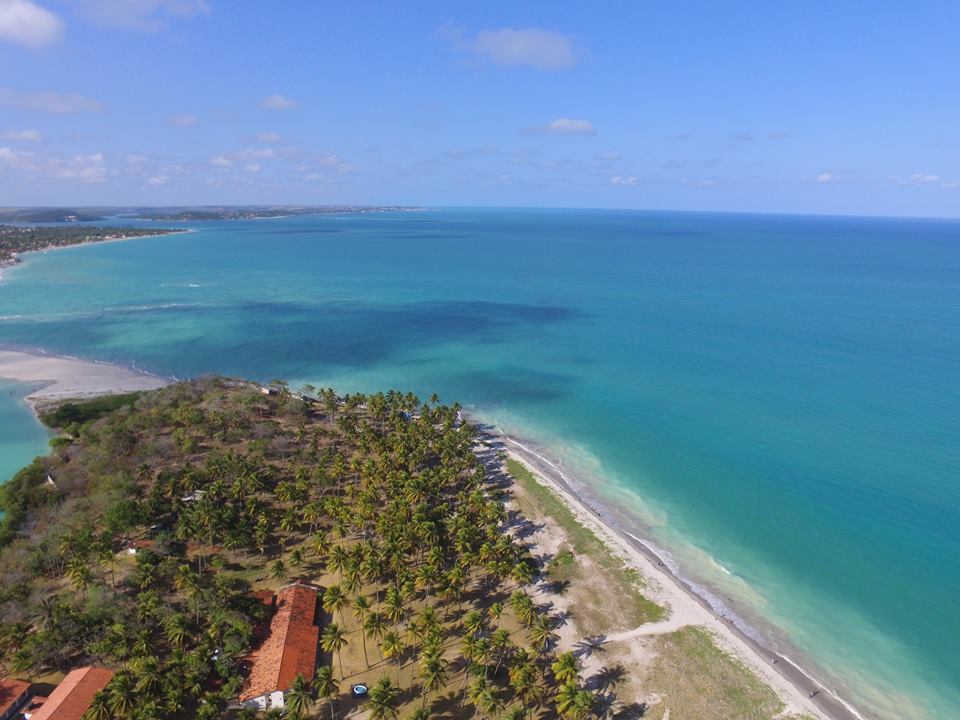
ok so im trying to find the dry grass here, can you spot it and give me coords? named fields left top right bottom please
left=506, top=457, right=664, bottom=634
left=641, top=626, right=785, bottom=720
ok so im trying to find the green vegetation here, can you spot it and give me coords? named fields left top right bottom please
left=643, top=626, right=784, bottom=720
left=0, top=380, right=615, bottom=719
left=0, top=208, right=106, bottom=222
left=506, top=457, right=664, bottom=631
left=129, top=206, right=418, bottom=221
left=0, top=225, right=176, bottom=266
left=39, top=392, right=143, bottom=430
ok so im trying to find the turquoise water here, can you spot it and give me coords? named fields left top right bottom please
left=0, top=209, right=958, bottom=718
left=0, top=380, right=51, bottom=483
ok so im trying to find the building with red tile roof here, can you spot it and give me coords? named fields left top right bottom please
left=0, top=679, right=32, bottom=720
left=239, top=583, right=321, bottom=711
left=27, top=667, right=113, bottom=720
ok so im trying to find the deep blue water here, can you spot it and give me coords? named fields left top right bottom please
left=0, top=209, right=958, bottom=719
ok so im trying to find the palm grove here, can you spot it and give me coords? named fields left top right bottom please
left=0, top=379, right=604, bottom=719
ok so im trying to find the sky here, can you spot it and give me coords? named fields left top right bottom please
left=1, top=0, right=959, bottom=216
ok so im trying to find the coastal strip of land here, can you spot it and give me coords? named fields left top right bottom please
left=0, top=348, right=867, bottom=720
left=0, top=225, right=183, bottom=271
left=476, top=427, right=869, bottom=720
left=0, top=349, right=171, bottom=409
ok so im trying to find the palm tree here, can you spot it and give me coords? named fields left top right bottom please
left=418, top=655, right=448, bottom=708
left=66, top=558, right=94, bottom=597
left=321, top=623, right=348, bottom=679
left=285, top=673, right=313, bottom=720
left=164, top=613, right=191, bottom=648
left=327, top=545, right=349, bottom=582
left=528, top=616, right=556, bottom=653
left=551, top=652, right=581, bottom=685
left=314, top=665, right=339, bottom=720
left=381, top=630, right=404, bottom=684
left=555, top=682, right=594, bottom=720
left=352, top=594, right=372, bottom=666
left=133, top=656, right=163, bottom=694
left=323, top=584, right=349, bottom=624
left=270, top=558, right=287, bottom=582
left=364, top=611, right=389, bottom=663
left=107, top=672, right=137, bottom=719
left=468, top=677, right=501, bottom=720
left=368, top=676, right=400, bottom=720
left=81, top=691, right=111, bottom=720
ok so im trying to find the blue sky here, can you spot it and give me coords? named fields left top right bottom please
left=1, top=1, right=958, bottom=216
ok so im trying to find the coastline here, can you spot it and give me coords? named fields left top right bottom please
left=474, top=421, right=871, bottom=720
left=0, top=347, right=869, bottom=720
left=0, top=228, right=192, bottom=279
left=0, top=348, right=172, bottom=411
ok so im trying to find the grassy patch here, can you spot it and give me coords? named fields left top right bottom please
left=506, top=457, right=665, bottom=628
left=40, top=392, right=143, bottom=429
left=643, top=626, right=784, bottom=720
left=546, top=546, right=577, bottom=581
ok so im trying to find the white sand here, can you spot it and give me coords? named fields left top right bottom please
left=0, top=349, right=171, bottom=408
left=496, top=436, right=869, bottom=720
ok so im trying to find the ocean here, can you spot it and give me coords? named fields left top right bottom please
left=0, top=209, right=957, bottom=719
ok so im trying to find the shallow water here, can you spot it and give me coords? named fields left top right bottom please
left=0, top=209, right=957, bottom=718
left=0, top=380, right=51, bottom=484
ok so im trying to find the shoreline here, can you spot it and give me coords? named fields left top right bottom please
left=0, top=347, right=870, bottom=720
left=0, top=348, right=173, bottom=411
left=0, top=228, right=192, bottom=278
left=473, top=420, right=871, bottom=720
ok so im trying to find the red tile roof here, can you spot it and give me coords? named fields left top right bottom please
left=28, top=667, right=113, bottom=720
left=0, top=678, right=31, bottom=716
left=239, top=584, right=320, bottom=702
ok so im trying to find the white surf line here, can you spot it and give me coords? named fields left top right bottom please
left=622, top=526, right=872, bottom=720
left=492, top=425, right=870, bottom=720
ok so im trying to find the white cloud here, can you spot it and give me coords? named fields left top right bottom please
left=523, top=118, right=596, bottom=136
left=0, top=0, right=63, bottom=48
left=889, top=173, right=939, bottom=185
left=0, top=146, right=107, bottom=182
left=465, top=27, right=576, bottom=70
left=209, top=147, right=276, bottom=169
left=889, top=173, right=958, bottom=188
left=238, top=147, right=274, bottom=160
left=167, top=113, right=198, bottom=127
left=259, top=94, right=298, bottom=110
left=256, top=131, right=281, bottom=143
left=146, top=175, right=169, bottom=185
left=75, top=0, right=210, bottom=30
left=0, top=88, right=104, bottom=113
left=57, top=152, right=107, bottom=182
left=126, top=153, right=147, bottom=164
left=2, top=128, right=41, bottom=141
left=816, top=171, right=834, bottom=184
left=610, top=175, right=638, bottom=186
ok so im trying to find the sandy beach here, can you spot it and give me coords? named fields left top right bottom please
left=0, top=349, right=172, bottom=409
left=476, top=426, right=871, bottom=720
